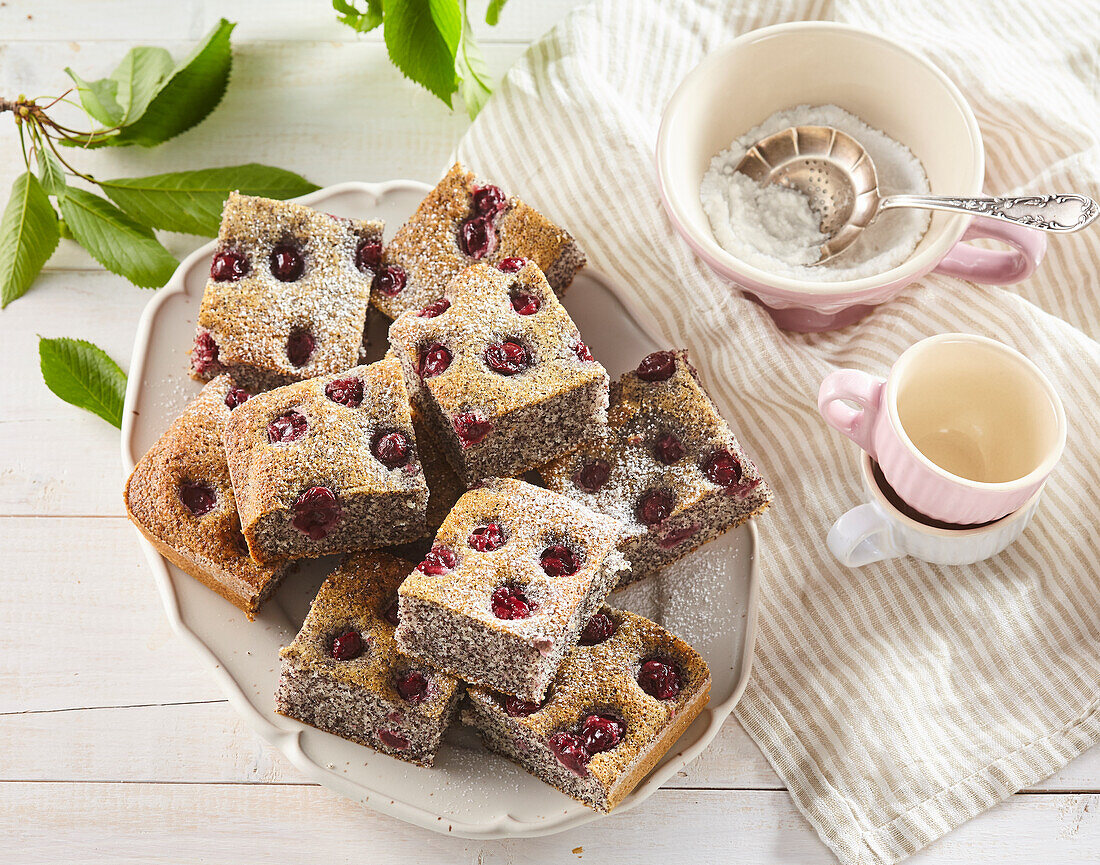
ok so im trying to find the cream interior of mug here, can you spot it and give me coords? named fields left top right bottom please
left=894, top=338, right=1064, bottom=484
left=661, top=23, right=984, bottom=292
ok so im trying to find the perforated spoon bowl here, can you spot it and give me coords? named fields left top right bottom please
left=735, top=125, right=1100, bottom=264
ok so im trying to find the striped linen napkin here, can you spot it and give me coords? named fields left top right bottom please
left=456, top=1, right=1100, bottom=862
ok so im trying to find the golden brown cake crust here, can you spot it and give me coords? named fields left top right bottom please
left=123, top=375, right=288, bottom=618
left=466, top=608, right=711, bottom=811
left=193, top=192, right=381, bottom=389
left=222, top=357, right=428, bottom=562
left=374, top=163, right=585, bottom=319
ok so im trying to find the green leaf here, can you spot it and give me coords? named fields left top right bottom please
left=38, top=336, right=127, bottom=428
left=333, top=0, right=383, bottom=32
left=35, top=146, right=67, bottom=196
left=485, top=0, right=509, bottom=25
left=93, top=19, right=235, bottom=148
left=64, top=67, right=124, bottom=127
left=384, top=0, right=461, bottom=107
left=99, top=164, right=320, bottom=236
left=456, top=3, right=493, bottom=119
left=109, top=46, right=174, bottom=125
left=0, top=173, right=60, bottom=307
left=58, top=219, right=74, bottom=241
left=58, top=188, right=177, bottom=288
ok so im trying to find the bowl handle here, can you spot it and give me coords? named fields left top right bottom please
left=933, top=215, right=1047, bottom=285
left=827, top=502, right=901, bottom=567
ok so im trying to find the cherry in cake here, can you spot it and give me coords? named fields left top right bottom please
left=275, top=552, right=462, bottom=766
left=222, top=357, right=428, bottom=563
left=370, top=163, right=586, bottom=320
left=124, top=375, right=290, bottom=619
left=388, top=261, right=609, bottom=486
left=394, top=478, right=630, bottom=701
left=191, top=192, right=383, bottom=390
left=462, top=607, right=711, bottom=812
left=541, top=349, right=772, bottom=586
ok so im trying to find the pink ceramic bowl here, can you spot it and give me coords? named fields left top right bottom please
left=655, top=22, right=1047, bottom=332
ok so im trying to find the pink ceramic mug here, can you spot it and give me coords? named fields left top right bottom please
left=818, top=334, right=1066, bottom=525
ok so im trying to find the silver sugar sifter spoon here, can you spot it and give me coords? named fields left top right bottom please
left=735, top=125, right=1099, bottom=265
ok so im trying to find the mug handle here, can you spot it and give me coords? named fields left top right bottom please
left=932, top=215, right=1047, bottom=285
left=827, top=503, right=901, bottom=567
left=817, top=370, right=886, bottom=457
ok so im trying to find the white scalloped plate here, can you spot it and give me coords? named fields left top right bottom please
left=120, top=180, right=760, bottom=839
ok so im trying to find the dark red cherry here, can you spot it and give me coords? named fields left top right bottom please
left=458, top=216, right=497, bottom=259
left=179, top=481, right=216, bottom=516
left=540, top=544, right=579, bottom=577
left=504, top=695, right=543, bottom=717
left=286, top=329, right=315, bottom=367
left=268, top=410, right=308, bottom=443
left=573, top=340, right=594, bottom=363
left=636, top=351, right=676, bottom=382
left=509, top=290, right=541, bottom=315
left=324, top=377, right=364, bottom=408
left=291, top=486, right=341, bottom=540
left=224, top=387, right=250, bottom=409
left=654, top=433, right=685, bottom=464
left=417, top=545, right=457, bottom=575
left=192, top=332, right=220, bottom=375
left=469, top=523, right=506, bottom=552
left=418, top=298, right=450, bottom=317
left=547, top=731, right=589, bottom=776
left=638, top=658, right=682, bottom=700
left=395, top=670, right=429, bottom=704
left=578, top=612, right=616, bottom=646
left=702, top=449, right=743, bottom=488
left=384, top=599, right=400, bottom=627
left=484, top=340, right=530, bottom=375
left=453, top=411, right=491, bottom=447
left=572, top=460, right=610, bottom=493
left=330, top=630, right=363, bottom=661
left=373, top=265, right=407, bottom=296
left=210, top=249, right=249, bottom=282
left=270, top=245, right=304, bottom=282
left=636, top=489, right=674, bottom=526
left=491, top=585, right=535, bottom=619
left=372, top=430, right=411, bottom=469
left=579, top=714, right=624, bottom=754
left=418, top=343, right=452, bottom=379
left=379, top=730, right=409, bottom=750
left=497, top=257, right=526, bottom=273
left=472, top=184, right=507, bottom=216
left=355, top=239, right=383, bottom=273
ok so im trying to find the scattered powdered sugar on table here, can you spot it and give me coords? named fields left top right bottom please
left=700, top=104, right=931, bottom=281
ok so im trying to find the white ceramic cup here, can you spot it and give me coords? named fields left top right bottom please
left=828, top=452, right=1043, bottom=567
left=818, top=333, right=1066, bottom=525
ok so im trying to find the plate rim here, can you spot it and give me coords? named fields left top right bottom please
left=120, top=179, right=760, bottom=839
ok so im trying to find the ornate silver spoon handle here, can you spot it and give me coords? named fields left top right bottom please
left=877, top=192, right=1099, bottom=232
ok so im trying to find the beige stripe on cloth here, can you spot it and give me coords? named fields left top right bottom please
left=457, top=0, right=1100, bottom=862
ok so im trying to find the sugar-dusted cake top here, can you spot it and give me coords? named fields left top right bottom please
left=194, top=192, right=381, bottom=385
left=398, top=478, right=629, bottom=643
left=388, top=261, right=606, bottom=419
left=466, top=606, right=710, bottom=789
left=280, top=552, right=460, bottom=717
left=373, top=162, right=584, bottom=319
left=124, top=374, right=281, bottom=599
left=540, top=349, right=771, bottom=530
left=223, top=357, right=427, bottom=514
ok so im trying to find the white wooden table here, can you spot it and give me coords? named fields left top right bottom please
left=3, top=3, right=1099, bottom=861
